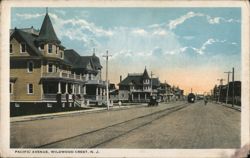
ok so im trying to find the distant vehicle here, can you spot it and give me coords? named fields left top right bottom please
left=148, top=95, right=159, bottom=106
left=196, top=95, right=204, bottom=100
left=187, top=93, right=196, bottom=103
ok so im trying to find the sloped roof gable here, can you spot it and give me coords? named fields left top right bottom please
left=10, top=29, right=42, bottom=57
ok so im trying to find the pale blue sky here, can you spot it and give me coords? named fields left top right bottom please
left=11, top=7, right=241, bottom=93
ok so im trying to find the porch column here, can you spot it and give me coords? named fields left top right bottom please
left=96, top=87, right=99, bottom=100
left=138, top=93, right=140, bottom=101
left=65, top=83, right=68, bottom=93
left=131, top=93, right=134, bottom=101
left=58, top=81, right=61, bottom=93
left=41, top=83, right=43, bottom=99
left=83, top=86, right=86, bottom=95
left=100, top=88, right=103, bottom=100
left=78, top=85, right=81, bottom=94
left=72, top=84, right=75, bottom=94
left=145, top=93, right=147, bottom=100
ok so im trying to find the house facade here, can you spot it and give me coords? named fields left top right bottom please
left=213, top=81, right=241, bottom=105
left=64, top=49, right=106, bottom=105
left=118, top=68, right=167, bottom=103
left=10, top=12, right=105, bottom=114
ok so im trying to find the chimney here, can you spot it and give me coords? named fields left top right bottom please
left=120, top=75, right=122, bottom=82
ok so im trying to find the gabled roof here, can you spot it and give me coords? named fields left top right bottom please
left=10, top=27, right=39, bottom=36
left=160, top=82, right=171, bottom=88
left=64, top=49, right=81, bottom=66
left=36, top=13, right=61, bottom=44
left=152, top=78, right=160, bottom=86
left=142, top=67, right=150, bottom=79
left=119, top=68, right=152, bottom=86
left=91, top=53, right=102, bottom=69
left=64, top=49, right=102, bottom=70
left=10, top=28, right=42, bottom=56
left=77, top=56, right=93, bottom=69
left=119, top=74, right=143, bottom=86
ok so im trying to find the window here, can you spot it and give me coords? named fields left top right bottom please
left=21, top=43, right=26, bottom=53
left=10, top=83, right=13, bottom=94
left=27, top=83, right=33, bottom=94
left=27, top=61, right=33, bottom=72
left=10, top=44, right=13, bottom=53
left=88, top=74, right=91, bottom=80
left=40, top=44, right=44, bottom=50
left=48, top=44, right=52, bottom=53
left=48, top=63, right=53, bottom=73
left=60, top=51, right=63, bottom=58
left=55, top=65, right=59, bottom=72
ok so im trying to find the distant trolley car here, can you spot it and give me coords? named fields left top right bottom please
left=187, top=93, right=196, bottom=103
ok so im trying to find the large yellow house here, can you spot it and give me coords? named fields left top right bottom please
left=10, top=12, right=106, bottom=115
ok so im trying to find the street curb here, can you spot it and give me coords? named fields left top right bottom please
left=10, top=104, right=147, bottom=123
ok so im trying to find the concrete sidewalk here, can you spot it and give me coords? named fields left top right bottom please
left=213, top=101, right=241, bottom=111
left=10, top=103, right=147, bottom=123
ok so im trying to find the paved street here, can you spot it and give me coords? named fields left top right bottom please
left=98, top=102, right=240, bottom=148
left=10, top=101, right=240, bottom=149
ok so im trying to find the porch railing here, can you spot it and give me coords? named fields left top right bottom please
left=42, top=72, right=86, bottom=81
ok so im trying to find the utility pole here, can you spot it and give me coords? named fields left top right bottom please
left=217, top=78, right=225, bottom=103
left=232, top=67, right=235, bottom=107
left=150, top=71, right=154, bottom=96
left=103, top=50, right=112, bottom=110
left=224, top=71, right=232, bottom=104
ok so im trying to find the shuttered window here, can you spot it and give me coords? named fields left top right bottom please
left=27, top=84, right=33, bottom=94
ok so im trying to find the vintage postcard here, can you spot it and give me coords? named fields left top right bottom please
left=0, top=0, right=249, bottom=157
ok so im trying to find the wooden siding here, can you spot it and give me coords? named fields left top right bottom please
left=10, top=59, right=42, bottom=101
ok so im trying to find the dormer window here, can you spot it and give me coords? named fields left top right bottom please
left=48, top=44, right=52, bottom=53
left=10, top=44, right=13, bottom=54
left=40, top=44, right=44, bottom=50
left=20, top=43, right=26, bottom=53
